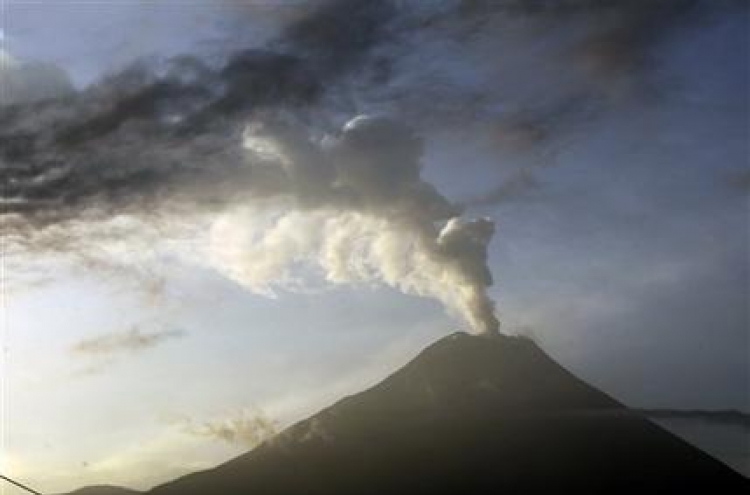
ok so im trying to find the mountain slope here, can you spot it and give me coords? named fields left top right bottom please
left=60, top=486, right=141, bottom=495
left=150, top=332, right=746, bottom=494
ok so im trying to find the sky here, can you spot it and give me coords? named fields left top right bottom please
left=0, top=0, right=748, bottom=492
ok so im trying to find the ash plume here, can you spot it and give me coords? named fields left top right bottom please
left=0, top=0, right=394, bottom=230
left=4, top=0, right=741, bottom=330
left=3, top=0, right=740, bottom=227
left=212, top=116, right=500, bottom=334
left=1, top=1, right=504, bottom=334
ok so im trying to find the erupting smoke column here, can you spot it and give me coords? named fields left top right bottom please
left=210, top=115, right=500, bottom=334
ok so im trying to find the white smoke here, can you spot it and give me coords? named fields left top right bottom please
left=208, top=115, right=500, bottom=334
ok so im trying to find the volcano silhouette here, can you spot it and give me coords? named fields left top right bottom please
left=68, top=332, right=747, bottom=494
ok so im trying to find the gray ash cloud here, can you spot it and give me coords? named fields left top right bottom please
left=2, top=0, right=744, bottom=334
left=0, top=0, right=395, bottom=228
left=3, top=0, right=742, bottom=221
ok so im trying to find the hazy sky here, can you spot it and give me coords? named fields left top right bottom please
left=1, top=1, right=748, bottom=492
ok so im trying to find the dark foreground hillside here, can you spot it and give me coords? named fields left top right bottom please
left=140, top=332, right=746, bottom=494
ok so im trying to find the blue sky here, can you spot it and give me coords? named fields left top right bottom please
left=1, top=0, right=747, bottom=491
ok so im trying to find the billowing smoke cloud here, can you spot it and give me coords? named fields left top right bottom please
left=211, top=116, right=499, bottom=334
left=0, top=0, right=502, bottom=334
left=9, top=0, right=739, bottom=335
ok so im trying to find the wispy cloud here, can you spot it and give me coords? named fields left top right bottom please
left=167, top=409, right=278, bottom=448
left=71, top=326, right=185, bottom=357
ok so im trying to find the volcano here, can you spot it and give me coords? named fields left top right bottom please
left=131, top=332, right=744, bottom=494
